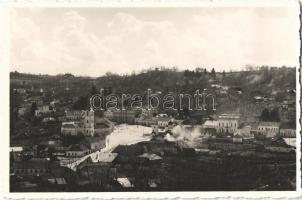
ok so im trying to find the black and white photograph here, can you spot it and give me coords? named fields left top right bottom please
left=1, top=0, right=301, bottom=198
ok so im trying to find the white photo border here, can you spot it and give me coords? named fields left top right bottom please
left=0, top=0, right=301, bottom=199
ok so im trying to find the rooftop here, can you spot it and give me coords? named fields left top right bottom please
left=138, top=153, right=163, bottom=161
left=62, top=123, right=75, bottom=128
left=280, top=122, right=296, bottom=129
left=90, top=152, right=118, bottom=163
left=218, top=113, right=240, bottom=119
left=85, top=137, right=103, bottom=144
left=117, top=177, right=134, bottom=188
left=258, top=121, right=280, bottom=127
left=12, top=158, right=50, bottom=169
left=203, top=120, right=218, bottom=126
left=68, top=144, right=89, bottom=151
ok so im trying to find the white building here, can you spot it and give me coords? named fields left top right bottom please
left=256, top=121, right=280, bottom=138
left=35, top=105, right=52, bottom=117
left=152, top=115, right=175, bottom=135
left=234, top=125, right=253, bottom=138
left=66, top=144, right=90, bottom=157
left=217, top=114, right=240, bottom=134
left=203, top=120, right=219, bottom=129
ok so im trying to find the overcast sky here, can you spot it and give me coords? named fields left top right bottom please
left=10, top=6, right=300, bottom=76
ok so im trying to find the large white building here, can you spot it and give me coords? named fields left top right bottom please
left=217, top=114, right=240, bottom=134
left=256, top=121, right=280, bottom=138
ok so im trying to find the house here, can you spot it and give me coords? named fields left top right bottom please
left=117, top=177, right=134, bottom=188
left=217, top=114, right=240, bottom=134
left=61, top=122, right=80, bottom=136
left=82, top=109, right=114, bottom=137
left=141, top=108, right=157, bottom=118
left=93, top=118, right=114, bottom=138
left=152, top=115, right=175, bottom=135
left=14, top=88, right=27, bottom=94
left=111, top=110, right=136, bottom=124
left=89, top=152, right=118, bottom=163
left=35, top=105, right=52, bottom=117
left=137, top=153, right=162, bottom=161
left=11, top=158, right=52, bottom=176
left=281, top=100, right=296, bottom=110
left=232, top=135, right=243, bottom=143
left=203, top=120, right=219, bottom=129
left=254, top=96, right=264, bottom=103
left=135, top=116, right=157, bottom=126
left=42, top=117, right=56, bottom=123
left=256, top=122, right=280, bottom=138
left=66, top=144, right=90, bottom=157
left=265, top=137, right=295, bottom=153
left=10, top=146, right=23, bottom=152
left=103, top=110, right=114, bottom=120
left=18, top=107, right=27, bottom=116
left=83, top=137, right=106, bottom=150
left=77, top=152, right=118, bottom=182
left=234, top=125, right=253, bottom=138
left=64, top=110, right=84, bottom=121
left=278, top=122, right=296, bottom=138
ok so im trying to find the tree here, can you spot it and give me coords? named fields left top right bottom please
left=260, top=107, right=280, bottom=122
left=222, top=70, right=226, bottom=78
left=73, top=95, right=89, bottom=110
left=203, top=69, right=207, bottom=75
left=90, top=85, right=97, bottom=95
left=211, top=68, right=216, bottom=77
left=270, top=107, right=280, bottom=122
left=260, top=108, right=270, bottom=121
left=30, top=102, right=37, bottom=117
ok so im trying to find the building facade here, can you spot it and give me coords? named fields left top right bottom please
left=217, top=114, right=240, bottom=134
